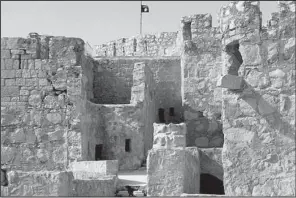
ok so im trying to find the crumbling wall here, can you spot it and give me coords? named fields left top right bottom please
left=219, top=1, right=295, bottom=196
left=1, top=35, right=91, bottom=195
left=94, top=32, right=180, bottom=57
left=180, top=14, right=224, bottom=148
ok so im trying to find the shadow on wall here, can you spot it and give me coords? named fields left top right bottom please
left=236, top=81, right=295, bottom=140
left=91, top=67, right=133, bottom=104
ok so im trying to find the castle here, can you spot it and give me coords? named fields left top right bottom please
left=1, top=1, right=295, bottom=196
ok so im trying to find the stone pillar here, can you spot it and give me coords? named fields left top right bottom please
left=147, top=123, right=200, bottom=196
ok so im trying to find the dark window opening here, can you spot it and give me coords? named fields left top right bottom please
left=113, top=43, right=116, bottom=57
left=144, top=40, right=148, bottom=52
left=104, top=51, right=107, bottom=56
left=169, top=107, right=175, bottom=116
left=133, top=39, right=137, bottom=52
left=123, top=47, right=125, bottom=56
left=18, top=54, right=21, bottom=69
left=95, top=144, right=103, bottom=161
left=1, top=169, right=8, bottom=186
left=225, top=41, right=243, bottom=76
left=183, top=21, right=192, bottom=41
left=125, top=139, right=131, bottom=152
left=200, top=173, right=224, bottom=195
left=158, top=108, right=165, bottom=123
left=164, top=48, right=167, bottom=55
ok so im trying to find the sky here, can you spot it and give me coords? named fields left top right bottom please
left=1, top=1, right=278, bottom=47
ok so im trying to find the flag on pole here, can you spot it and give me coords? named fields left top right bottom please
left=141, top=5, right=149, bottom=13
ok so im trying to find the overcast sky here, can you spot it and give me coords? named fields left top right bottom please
left=1, top=1, right=278, bottom=46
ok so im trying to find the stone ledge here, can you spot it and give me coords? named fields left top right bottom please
left=217, top=74, right=244, bottom=90
left=69, top=160, right=119, bottom=176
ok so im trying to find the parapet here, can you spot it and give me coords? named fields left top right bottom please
left=94, top=32, right=180, bottom=57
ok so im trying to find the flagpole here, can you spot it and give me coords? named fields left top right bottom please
left=140, top=1, right=142, bottom=35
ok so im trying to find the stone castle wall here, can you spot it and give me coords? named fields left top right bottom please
left=0, top=35, right=93, bottom=195
left=219, top=1, right=295, bottom=196
left=180, top=14, right=224, bottom=148
left=94, top=32, right=181, bottom=57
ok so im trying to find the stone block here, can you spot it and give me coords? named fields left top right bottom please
left=72, top=175, right=117, bottom=196
left=1, top=50, right=11, bottom=58
left=217, top=74, right=244, bottom=90
left=153, top=123, right=187, bottom=149
left=5, top=171, right=74, bottom=196
left=1, top=70, right=15, bottom=78
left=11, top=49, right=25, bottom=55
left=147, top=148, right=200, bottom=196
left=1, top=86, right=19, bottom=97
left=69, top=160, right=119, bottom=176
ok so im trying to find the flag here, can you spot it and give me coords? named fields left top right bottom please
left=141, top=5, right=149, bottom=13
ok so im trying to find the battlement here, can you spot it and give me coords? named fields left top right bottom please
left=94, top=32, right=180, bottom=57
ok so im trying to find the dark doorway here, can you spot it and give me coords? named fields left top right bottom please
left=95, top=144, right=103, bottom=161
left=200, top=173, right=225, bottom=195
left=1, top=169, right=8, bottom=186
left=158, top=108, right=165, bottom=123
left=169, top=107, right=175, bottom=116
left=125, top=139, right=131, bottom=152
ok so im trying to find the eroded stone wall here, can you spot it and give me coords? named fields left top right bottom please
left=94, top=32, right=181, bottom=57
left=1, top=35, right=93, bottom=195
left=180, top=14, right=224, bottom=148
left=220, top=1, right=295, bottom=196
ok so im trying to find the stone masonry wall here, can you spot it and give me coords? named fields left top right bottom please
left=82, top=62, right=157, bottom=170
left=219, top=1, right=295, bottom=196
left=94, top=32, right=180, bottom=57
left=180, top=14, right=224, bottom=148
left=92, top=58, right=134, bottom=104
left=1, top=35, right=92, bottom=195
left=91, top=57, right=182, bottom=123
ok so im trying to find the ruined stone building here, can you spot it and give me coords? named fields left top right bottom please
left=1, top=1, right=295, bottom=196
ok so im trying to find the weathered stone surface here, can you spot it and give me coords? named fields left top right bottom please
left=72, top=175, right=117, bottom=196
left=147, top=148, right=200, bottom=196
left=153, top=123, right=186, bottom=149
left=69, top=160, right=119, bottom=177
left=5, top=171, right=74, bottom=196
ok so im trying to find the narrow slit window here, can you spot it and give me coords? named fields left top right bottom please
left=125, top=139, right=131, bottom=152
left=158, top=108, right=165, bottom=123
left=113, top=43, right=116, bottom=57
left=169, top=107, right=175, bottom=116
left=133, top=39, right=137, bottom=52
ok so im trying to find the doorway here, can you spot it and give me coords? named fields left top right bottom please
left=95, top=144, right=103, bottom=161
